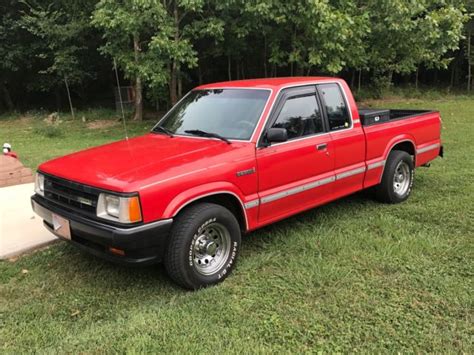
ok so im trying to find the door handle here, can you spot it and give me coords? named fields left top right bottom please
left=316, top=143, right=327, bottom=151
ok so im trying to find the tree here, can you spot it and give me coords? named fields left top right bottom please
left=93, top=0, right=220, bottom=119
left=0, top=0, right=36, bottom=110
left=93, top=0, right=167, bottom=121
left=464, top=3, right=474, bottom=91
left=20, top=0, right=97, bottom=116
left=358, top=0, right=466, bottom=92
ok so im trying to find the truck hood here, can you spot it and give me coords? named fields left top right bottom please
left=39, top=133, right=252, bottom=192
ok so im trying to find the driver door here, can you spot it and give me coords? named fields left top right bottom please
left=256, top=85, right=335, bottom=225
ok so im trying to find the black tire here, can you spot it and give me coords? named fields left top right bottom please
left=375, top=150, right=414, bottom=204
left=164, top=202, right=241, bottom=290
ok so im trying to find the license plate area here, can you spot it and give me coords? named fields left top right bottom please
left=52, top=213, right=71, bottom=240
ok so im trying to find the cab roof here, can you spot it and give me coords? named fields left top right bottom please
left=195, top=77, right=342, bottom=91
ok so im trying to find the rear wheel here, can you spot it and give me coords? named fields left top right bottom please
left=375, top=150, right=414, bottom=203
left=164, top=203, right=241, bottom=290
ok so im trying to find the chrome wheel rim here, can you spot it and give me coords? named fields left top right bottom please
left=393, top=161, right=410, bottom=196
left=192, top=222, right=231, bottom=276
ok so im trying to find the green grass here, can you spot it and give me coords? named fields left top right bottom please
left=0, top=109, right=155, bottom=170
left=1, top=98, right=473, bottom=352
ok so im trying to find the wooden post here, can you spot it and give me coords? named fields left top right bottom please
left=64, top=76, right=75, bottom=120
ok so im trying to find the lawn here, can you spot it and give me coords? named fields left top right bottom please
left=0, top=97, right=473, bottom=352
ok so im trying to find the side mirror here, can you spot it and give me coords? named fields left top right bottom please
left=265, top=128, right=288, bottom=145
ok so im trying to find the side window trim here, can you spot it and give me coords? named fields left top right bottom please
left=258, top=85, right=326, bottom=146
left=316, top=83, right=352, bottom=132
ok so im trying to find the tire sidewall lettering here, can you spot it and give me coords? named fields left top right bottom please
left=217, top=241, right=238, bottom=280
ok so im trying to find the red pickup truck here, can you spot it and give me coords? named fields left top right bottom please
left=32, top=77, right=443, bottom=289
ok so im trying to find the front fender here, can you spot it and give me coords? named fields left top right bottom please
left=162, top=181, right=248, bottom=219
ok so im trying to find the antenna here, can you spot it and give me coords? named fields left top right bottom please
left=114, top=58, right=129, bottom=140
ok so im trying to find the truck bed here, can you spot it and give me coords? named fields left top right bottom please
left=359, top=108, right=434, bottom=126
left=359, top=110, right=441, bottom=192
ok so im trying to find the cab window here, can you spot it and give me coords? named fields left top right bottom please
left=272, top=94, right=323, bottom=140
left=318, top=84, right=351, bottom=131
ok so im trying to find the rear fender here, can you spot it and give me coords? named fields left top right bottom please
left=383, top=135, right=417, bottom=162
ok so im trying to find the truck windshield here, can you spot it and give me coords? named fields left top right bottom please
left=153, top=89, right=270, bottom=141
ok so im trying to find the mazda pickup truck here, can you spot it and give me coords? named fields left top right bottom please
left=31, top=77, right=443, bottom=289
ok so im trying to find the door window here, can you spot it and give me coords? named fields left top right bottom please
left=318, top=84, right=351, bottom=131
left=272, top=94, right=323, bottom=140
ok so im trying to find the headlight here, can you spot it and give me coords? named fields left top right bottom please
left=97, top=193, right=142, bottom=224
left=35, top=173, right=45, bottom=196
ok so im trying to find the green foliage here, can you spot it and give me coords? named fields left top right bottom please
left=92, top=0, right=167, bottom=87
left=92, top=1, right=220, bottom=94
left=19, top=0, right=97, bottom=91
left=361, top=0, right=467, bottom=91
left=0, top=0, right=471, bottom=110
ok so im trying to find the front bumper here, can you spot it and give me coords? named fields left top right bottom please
left=31, top=195, right=173, bottom=265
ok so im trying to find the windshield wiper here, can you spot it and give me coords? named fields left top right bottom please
left=153, top=126, right=174, bottom=137
left=185, top=130, right=231, bottom=144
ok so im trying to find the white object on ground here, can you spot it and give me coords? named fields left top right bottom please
left=0, top=183, right=57, bottom=259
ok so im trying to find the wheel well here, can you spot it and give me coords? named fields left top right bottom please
left=391, top=141, right=415, bottom=161
left=180, top=193, right=247, bottom=232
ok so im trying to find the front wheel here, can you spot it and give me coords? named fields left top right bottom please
left=164, top=203, right=241, bottom=290
left=375, top=150, right=414, bottom=203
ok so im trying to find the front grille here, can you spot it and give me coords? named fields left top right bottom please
left=43, top=175, right=100, bottom=216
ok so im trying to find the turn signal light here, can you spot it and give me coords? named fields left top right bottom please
left=109, top=247, right=125, bottom=256
left=128, top=196, right=142, bottom=223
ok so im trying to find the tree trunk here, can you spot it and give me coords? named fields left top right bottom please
left=450, top=59, right=455, bottom=88
left=468, top=30, right=472, bottom=92
left=198, top=63, right=203, bottom=85
left=133, top=34, right=143, bottom=121
left=0, top=82, right=14, bottom=111
left=415, top=67, right=419, bottom=90
left=177, top=65, right=182, bottom=100
left=227, top=54, right=232, bottom=81
left=263, top=34, right=268, bottom=77
left=358, top=70, right=362, bottom=91
left=169, top=2, right=179, bottom=105
left=170, top=60, right=178, bottom=106
left=64, top=76, right=75, bottom=120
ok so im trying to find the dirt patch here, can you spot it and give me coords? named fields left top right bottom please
left=16, top=115, right=34, bottom=124
left=86, top=120, right=118, bottom=129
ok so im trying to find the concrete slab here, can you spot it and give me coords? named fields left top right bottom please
left=0, top=183, right=57, bottom=259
